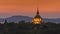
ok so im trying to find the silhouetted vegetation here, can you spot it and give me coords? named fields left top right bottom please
left=0, top=20, right=60, bottom=34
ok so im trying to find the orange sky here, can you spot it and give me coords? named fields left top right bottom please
left=0, top=0, right=60, bottom=18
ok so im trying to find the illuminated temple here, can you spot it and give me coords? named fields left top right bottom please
left=32, top=8, right=43, bottom=24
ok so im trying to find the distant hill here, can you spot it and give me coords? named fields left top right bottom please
left=43, top=18, right=60, bottom=23
left=5, top=16, right=33, bottom=23
left=0, top=15, right=60, bottom=23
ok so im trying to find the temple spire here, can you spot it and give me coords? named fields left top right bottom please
left=37, top=8, right=39, bottom=15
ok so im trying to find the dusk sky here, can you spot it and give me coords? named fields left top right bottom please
left=0, top=0, right=60, bottom=18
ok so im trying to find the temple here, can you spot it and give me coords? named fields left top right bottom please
left=32, top=8, right=43, bottom=24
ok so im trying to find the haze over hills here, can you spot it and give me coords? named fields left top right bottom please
left=0, top=15, right=60, bottom=23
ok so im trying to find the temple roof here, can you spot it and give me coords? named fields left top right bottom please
left=34, top=8, right=42, bottom=18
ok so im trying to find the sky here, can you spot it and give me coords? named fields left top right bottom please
left=0, top=0, right=60, bottom=18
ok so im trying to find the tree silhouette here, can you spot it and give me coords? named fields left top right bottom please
left=0, top=20, right=59, bottom=34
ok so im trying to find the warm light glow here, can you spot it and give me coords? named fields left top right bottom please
left=33, top=18, right=42, bottom=24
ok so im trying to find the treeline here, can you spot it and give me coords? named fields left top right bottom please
left=0, top=20, right=60, bottom=34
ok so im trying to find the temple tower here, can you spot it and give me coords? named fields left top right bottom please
left=32, top=8, right=43, bottom=24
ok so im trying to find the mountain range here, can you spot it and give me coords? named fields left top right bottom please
left=0, top=15, right=60, bottom=23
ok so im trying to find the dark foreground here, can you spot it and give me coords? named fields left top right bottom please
left=0, top=21, right=60, bottom=34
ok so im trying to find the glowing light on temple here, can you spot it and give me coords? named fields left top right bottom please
left=32, top=8, right=43, bottom=24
